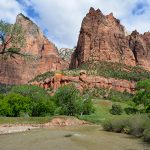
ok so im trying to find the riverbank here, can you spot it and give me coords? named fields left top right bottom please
left=0, top=117, right=89, bottom=135
left=0, top=124, right=39, bottom=134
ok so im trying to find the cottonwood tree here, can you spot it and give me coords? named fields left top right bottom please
left=0, top=20, right=25, bottom=59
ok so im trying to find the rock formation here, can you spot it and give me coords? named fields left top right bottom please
left=0, top=14, right=67, bottom=84
left=31, top=71, right=135, bottom=94
left=70, top=7, right=150, bottom=70
left=129, top=31, right=150, bottom=70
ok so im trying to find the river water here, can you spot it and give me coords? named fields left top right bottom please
left=0, top=125, right=149, bottom=150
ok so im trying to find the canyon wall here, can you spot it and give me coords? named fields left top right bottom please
left=70, top=7, right=150, bottom=70
left=0, top=14, right=67, bottom=84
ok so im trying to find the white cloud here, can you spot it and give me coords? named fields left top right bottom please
left=0, top=0, right=26, bottom=23
left=28, top=0, right=150, bottom=48
left=1, top=0, right=150, bottom=48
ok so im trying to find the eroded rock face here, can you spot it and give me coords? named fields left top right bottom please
left=129, top=31, right=150, bottom=70
left=31, top=72, right=135, bottom=94
left=70, top=7, right=150, bottom=70
left=70, top=7, right=136, bottom=68
left=0, top=14, right=68, bottom=84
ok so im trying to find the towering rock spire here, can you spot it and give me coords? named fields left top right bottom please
left=70, top=8, right=136, bottom=68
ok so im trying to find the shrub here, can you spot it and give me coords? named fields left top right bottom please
left=30, top=71, right=55, bottom=82
left=124, top=107, right=138, bottom=114
left=111, top=118, right=128, bottom=133
left=0, top=83, right=13, bottom=94
left=110, top=104, right=123, bottom=115
left=127, top=114, right=149, bottom=137
left=103, top=114, right=150, bottom=139
left=143, top=128, right=150, bottom=143
left=102, top=120, right=112, bottom=131
left=82, top=98, right=95, bottom=115
left=83, top=88, right=133, bottom=102
left=103, top=117, right=128, bottom=133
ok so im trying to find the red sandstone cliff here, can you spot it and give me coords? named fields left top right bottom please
left=70, top=7, right=150, bottom=70
left=0, top=14, right=67, bottom=84
left=31, top=71, right=135, bottom=94
left=129, top=30, right=150, bottom=70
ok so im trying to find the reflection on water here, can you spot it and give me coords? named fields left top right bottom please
left=0, top=125, right=149, bottom=150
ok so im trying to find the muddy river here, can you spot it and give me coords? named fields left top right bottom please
left=0, top=125, right=149, bottom=150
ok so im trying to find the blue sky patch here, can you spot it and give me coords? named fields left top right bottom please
left=132, top=2, right=148, bottom=16
left=25, top=5, right=39, bottom=19
left=16, top=0, right=39, bottom=19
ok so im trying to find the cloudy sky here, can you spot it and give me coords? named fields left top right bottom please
left=0, top=0, right=150, bottom=48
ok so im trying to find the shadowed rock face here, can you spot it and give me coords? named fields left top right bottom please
left=0, top=14, right=68, bottom=84
left=70, top=7, right=150, bottom=70
left=129, top=30, right=150, bottom=70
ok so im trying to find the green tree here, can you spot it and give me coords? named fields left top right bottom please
left=32, top=99, right=56, bottom=117
left=11, top=85, right=56, bottom=116
left=125, top=79, right=150, bottom=114
left=11, top=85, right=50, bottom=101
left=0, top=93, right=31, bottom=117
left=136, top=79, right=150, bottom=91
left=134, top=79, right=150, bottom=111
left=54, top=84, right=94, bottom=116
left=0, top=20, right=25, bottom=58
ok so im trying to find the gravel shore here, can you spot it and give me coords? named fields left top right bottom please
left=0, top=125, right=40, bottom=135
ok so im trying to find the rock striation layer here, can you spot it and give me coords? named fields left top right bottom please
left=31, top=71, right=135, bottom=94
left=0, top=14, right=67, bottom=84
left=70, top=7, right=150, bottom=70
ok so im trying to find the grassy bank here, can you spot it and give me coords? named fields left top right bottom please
left=0, top=117, right=53, bottom=124
left=78, top=99, right=128, bottom=124
left=79, top=98, right=150, bottom=143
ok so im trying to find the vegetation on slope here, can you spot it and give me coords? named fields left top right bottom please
left=0, top=83, right=13, bottom=94
left=79, top=61, right=150, bottom=81
left=101, top=79, right=150, bottom=143
left=83, top=88, right=133, bottom=102
left=30, top=61, right=150, bottom=82
left=0, top=84, right=94, bottom=117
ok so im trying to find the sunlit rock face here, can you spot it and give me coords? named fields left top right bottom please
left=70, top=7, right=150, bottom=70
left=30, top=71, right=135, bottom=94
left=0, top=14, right=68, bottom=84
